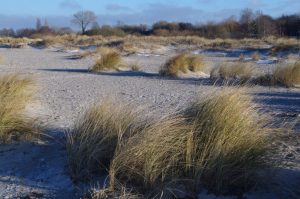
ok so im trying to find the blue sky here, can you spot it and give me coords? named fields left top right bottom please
left=0, top=0, right=299, bottom=29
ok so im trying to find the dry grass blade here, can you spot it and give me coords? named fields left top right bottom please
left=0, top=74, right=38, bottom=143
left=66, top=99, right=144, bottom=182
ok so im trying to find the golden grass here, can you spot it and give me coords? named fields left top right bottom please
left=273, top=62, right=300, bottom=87
left=107, top=89, right=273, bottom=196
left=210, top=62, right=256, bottom=81
left=89, top=50, right=122, bottom=72
left=109, top=115, right=191, bottom=194
left=0, top=74, right=38, bottom=143
left=256, top=62, right=300, bottom=87
left=160, top=54, right=206, bottom=76
left=1, top=35, right=299, bottom=51
left=183, top=89, right=271, bottom=194
left=66, top=100, right=143, bottom=182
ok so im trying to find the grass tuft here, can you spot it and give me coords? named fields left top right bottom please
left=66, top=99, right=143, bottom=182
left=0, top=74, right=38, bottom=143
left=108, top=89, right=273, bottom=196
left=89, top=50, right=122, bottom=72
left=160, top=54, right=206, bottom=77
left=183, top=89, right=271, bottom=194
left=255, top=62, right=300, bottom=87
left=210, top=62, right=256, bottom=82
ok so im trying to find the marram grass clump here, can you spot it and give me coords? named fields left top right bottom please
left=107, top=89, right=273, bottom=196
left=255, top=62, right=300, bottom=87
left=183, top=89, right=271, bottom=194
left=70, top=90, right=277, bottom=197
left=0, top=74, right=38, bottom=143
left=272, top=62, right=300, bottom=87
left=160, top=53, right=206, bottom=76
left=89, top=50, right=122, bottom=72
left=66, top=99, right=143, bottom=182
left=210, top=62, right=256, bottom=80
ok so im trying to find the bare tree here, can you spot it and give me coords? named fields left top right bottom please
left=72, top=11, right=97, bottom=34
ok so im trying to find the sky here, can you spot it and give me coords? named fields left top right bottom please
left=0, top=0, right=299, bottom=29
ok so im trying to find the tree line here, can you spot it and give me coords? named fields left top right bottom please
left=1, top=9, right=299, bottom=38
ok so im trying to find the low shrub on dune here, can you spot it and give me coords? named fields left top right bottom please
left=160, top=53, right=206, bottom=77
left=0, top=74, right=37, bottom=143
left=66, top=100, right=143, bottom=182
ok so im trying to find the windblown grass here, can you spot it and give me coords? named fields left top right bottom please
left=210, top=62, right=256, bottom=81
left=0, top=74, right=37, bottom=143
left=89, top=50, right=122, bottom=72
left=160, top=54, right=206, bottom=76
left=66, top=100, right=143, bottom=182
left=183, top=89, right=272, bottom=194
left=272, top=62, right=300, bottom=87
left=108, top=89, right=274, bottom=196
left=255, top=62, right=300, bottom=87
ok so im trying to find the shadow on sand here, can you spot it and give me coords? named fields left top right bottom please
left=38, top=68, right=213, bottom=86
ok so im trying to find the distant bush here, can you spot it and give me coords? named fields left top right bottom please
left=86, top=26, right=126, bottom=37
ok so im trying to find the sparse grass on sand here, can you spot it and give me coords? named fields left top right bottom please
left=0, top=74, right=38, bottom=143
left=160, top=53, right=206, bottom=76
left=66, top=100, right=143, bottom=182
left=210, top=62, right=256, bottom=83
left=255, top=62, right=300, bottom=87
left=89, top=50, right=122, bottom=72
left=108, top=89, right=273, bottom=196
left=68, top=90, right=275, bottom=197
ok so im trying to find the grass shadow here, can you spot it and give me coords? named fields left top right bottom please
left=38, top=68, right=214, bottom=86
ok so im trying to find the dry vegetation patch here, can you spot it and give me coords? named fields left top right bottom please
left=255, top=62, right=300, bottom=87
left=0, top=74, right=38, bottom=143
left=109, top=89, right=273, bottom=196
left=210, top=62, right=256, bottom=82
left=69, top=89, right=279, bottom=197
left=160, top=53, right=206, bottom=77
left=89, top=50, right=122, bottom=72
left=66, top=100, right=144, bottom=182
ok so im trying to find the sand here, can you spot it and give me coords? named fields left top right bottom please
left=0, top=46, right=299, bottom=198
